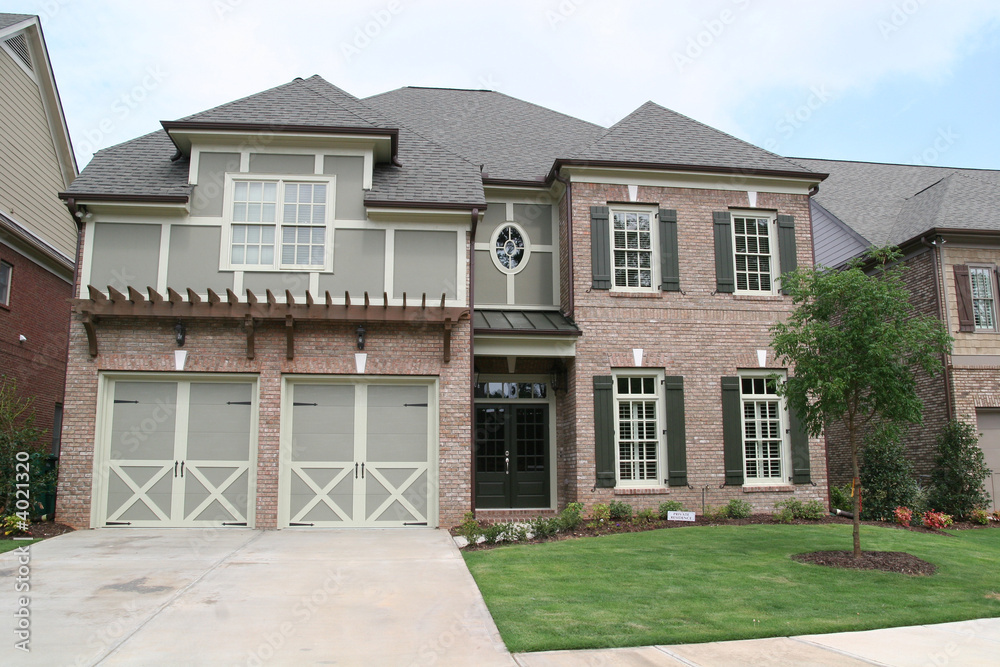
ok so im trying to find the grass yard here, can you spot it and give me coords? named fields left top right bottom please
left=463, top=524, right=1000, bottom=653
left=0, top=540, right=37, bottom=554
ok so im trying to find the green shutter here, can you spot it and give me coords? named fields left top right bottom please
left=776, top=215, right=797, bottom=295
left=591, top=206, right=612, bottom=290
left=788, top=395, right=811, bottom=484
left=664, top=376, right=687, bottom=487
left=721, top=376, right=744, bottom=485
left=713, top=211, right=735, bottom=293
left=593, top=375, right=616, bottom=487
left=659, top=209, right=680, bottom=292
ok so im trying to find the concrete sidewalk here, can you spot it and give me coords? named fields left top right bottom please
left=0, top=528, right=513, bottom=666
left=514, top=617, right=1000, bottom=666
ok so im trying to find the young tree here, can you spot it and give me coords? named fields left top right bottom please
left=770, top=247, right=951, bottom=557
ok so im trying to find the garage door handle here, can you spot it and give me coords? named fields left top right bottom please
left=355, top=462, right=359, bottom=479
left=180, top=461, right=185, bottom=477
left=174, top=461, right=178, bottom=477
left=361, top=463, right=365, bottom=479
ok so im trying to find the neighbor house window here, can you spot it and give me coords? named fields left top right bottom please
left=740, top=373, right=788, bottom=483
left=0, top=261, right=11, bottom=307
left=970, top=266, right=997, bottom=331
left=612, top=210, right=655, bottom=290
left=614, top=374, right=662, bottom=484
left=733, top=215, right=774, bottom=293
left=227, top=179, right=329, bottom=269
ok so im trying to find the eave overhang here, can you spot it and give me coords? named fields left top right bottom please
left=547, top=158, right=827, bottom=185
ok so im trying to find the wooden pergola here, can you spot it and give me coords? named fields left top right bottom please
left=73, top=285, right=469, bottom=362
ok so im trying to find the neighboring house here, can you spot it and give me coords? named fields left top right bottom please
left=56, top=76, right=828, bottom=530
left=796, top=158, right=1000, bottom=510
left=0, top=13, right=77, bottom=452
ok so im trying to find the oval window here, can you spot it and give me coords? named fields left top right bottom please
left=491, top=223, right=531, bottom=274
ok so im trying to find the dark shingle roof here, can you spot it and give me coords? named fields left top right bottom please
left=792, top=158, right=1000, bottom=247
left=66, top=76, right=485, bottom=207
left=570, top=102, right=817, bottom=177
left=0, top=13, right=33, bottom=31
left=62, top=130, right=190, bottom=200
left=365, top=87, right=605, bottom=183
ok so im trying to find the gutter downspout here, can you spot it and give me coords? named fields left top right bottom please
left=469, top=207, right=479, bottom=516
left=921, top=236, right=953, bottom=422
left=553, top=171, right=574, bottom=318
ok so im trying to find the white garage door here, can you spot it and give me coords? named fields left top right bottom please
left=99, top=378, right=256, bottom=527
left=280, top=380, right=436, bottom=528
left=976, top=409, right=1000, bottom=512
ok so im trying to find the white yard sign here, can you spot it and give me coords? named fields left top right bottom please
left=667, top=511, right=696, bottom=522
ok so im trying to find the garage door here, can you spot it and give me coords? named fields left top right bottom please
left=976, top=409, right=1000, bottom=512
left=280, top=381, right=436, bottom=527
left=100, top=378, right=256, bottom=527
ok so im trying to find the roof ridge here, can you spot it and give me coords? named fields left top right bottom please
left=297, top=76, right=387, bottom=129
left=792, top=156, right=1000, bottom=174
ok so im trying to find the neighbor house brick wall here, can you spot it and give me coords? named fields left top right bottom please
left=0, top=240, right=71, bottom=443
left=561, top=182, right=827, bottom=514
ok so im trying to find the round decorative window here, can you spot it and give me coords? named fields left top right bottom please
left=491, top=223, right=531, bottom=274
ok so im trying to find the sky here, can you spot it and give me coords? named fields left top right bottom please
left=17, top=0, right=1000, bottom=172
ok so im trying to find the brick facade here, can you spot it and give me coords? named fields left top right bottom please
left=0, top=240, right=71, bottom=444
left=559, top=182, right=828, bottom=513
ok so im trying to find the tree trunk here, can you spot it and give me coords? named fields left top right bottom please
left=849, top=416, right=861, bottom=558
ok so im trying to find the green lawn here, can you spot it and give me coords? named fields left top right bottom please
left=0, top=539, right=36, bottom=554
left=463, top=524, right=1000, bottom=653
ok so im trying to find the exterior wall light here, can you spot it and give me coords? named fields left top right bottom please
left=175, top=321, right=186, bottom=347
left=356, top=325, right=366, bottom=350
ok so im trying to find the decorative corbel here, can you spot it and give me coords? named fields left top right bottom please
left=443, top=318, right=453, bottom=363
left=285, top=314, right=294, bottom=360
left=244, top=315, right=255, bottom=359
left=82, top=311, right=98, bottom=357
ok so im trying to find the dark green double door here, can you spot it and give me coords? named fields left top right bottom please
left=475, top=404, right=549, bottom=508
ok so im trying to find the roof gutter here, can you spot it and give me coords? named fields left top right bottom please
left=469, top=207, right=479, bottom=516
left=546, top=158, right=828, bottom=184
left=58, top=192, right=190, bottom=204
left=552, top=170, right=575, bottom=319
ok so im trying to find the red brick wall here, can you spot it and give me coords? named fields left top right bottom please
left=0, top=241, right=71, bottom=445
left=558, top=182, right=828, bottom=514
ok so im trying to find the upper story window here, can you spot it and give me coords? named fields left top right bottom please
left=225, top=177, right=332, bottom=270
left=733, top=215, right=774, bottom=293
left=612, top=209, right=656, bottom=291
left=740, top=373, right=788, bottom=484
left=0, top=261, right=11, bottom=307
left=970, top=266, right=997, bottom=331
left=491, top=223, right=530, bottom=274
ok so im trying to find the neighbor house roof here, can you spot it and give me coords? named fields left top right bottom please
left=0, top=13, right=33, bottom=30
left=365, top=87, right=605, bottom=184
left=564, top=102, right=821, bottom=179
left=64, top=76, right=486, bottom=209
left=792, top=158, right=1000, bottom=258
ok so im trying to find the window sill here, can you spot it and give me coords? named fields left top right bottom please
left=609, top=291, right=663, bottom=299
left=732, top=294, right=785, bottom=302
left=614, top=486, right=669, bottom=495
left=742, top=485, right=795, bottom=493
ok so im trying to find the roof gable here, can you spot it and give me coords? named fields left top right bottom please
left=569, top=101, right=816, bottom=177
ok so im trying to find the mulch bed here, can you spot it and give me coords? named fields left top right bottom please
left=0, top=521, right=75, bottom=541
left=792, top=550, right=937, bottom=576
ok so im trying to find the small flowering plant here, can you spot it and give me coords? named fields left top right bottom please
left=970, top=508, right=989, bottom=526
left=893, top=506, right=913, bottom=527
left=922, top=510, right=954, bottom=530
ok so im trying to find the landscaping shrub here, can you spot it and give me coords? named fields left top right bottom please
left=725, top=498, right=752, bottom=519
left=635, top=508, right=656, bottom=524
left=558, top=502, right=584, bottom=530
left=799, top=500, right=826, bottom=520
left=702, top=505, right=729, bottom=521
left=928, top=420, right=991, bottom=519
left=970, top=508, right=989, bottom=526
left=529, top=516, right=560, bottom=539
left=608, top=500, right=633, bottom=521
left=482, top=522, right=528, bottom=545
left=922, top=510, right=954, bottom=530
left=773, top=499, right=824, bottom=522
left=658, top=500, right=684, bottom=519
left=829, top=484, right=853, bottom=513
left=0, top=379, right=55, bottom=519
left=590, top=503, right=611, bottom=525
left=458, top=512, right=482, bottom=543
left=1, top=514, right=29, bottom=536
left=893, top=506, right=913, bottom=527
left=859, top=423, right=918, bottom=521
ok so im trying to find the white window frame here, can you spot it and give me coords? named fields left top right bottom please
left=613, top=370, right=665, bottom=487
left=969, top=265, right=998, bottom=332
left=739, top=370, right=790, bottom=485
left=0, top=260, right=11, bottom=307
left=220, top=173, right=336, bottom=272
left=731, top=211, right=777, bottom=295
left=610, top=207, right=659, bottom=293
left=489, top=222, right=532, bottom=275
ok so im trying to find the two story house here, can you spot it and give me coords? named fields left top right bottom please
left=56, top=76, right=828, bottom=530
left=797, top=157, right=1000, bottom=510
left=0, top=13, right=77, bottom=453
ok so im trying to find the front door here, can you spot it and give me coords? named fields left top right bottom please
left=475, top=404, right=549, bottom=508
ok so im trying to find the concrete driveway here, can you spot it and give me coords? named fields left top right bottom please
left=0, top=528, right=514, bottom=666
